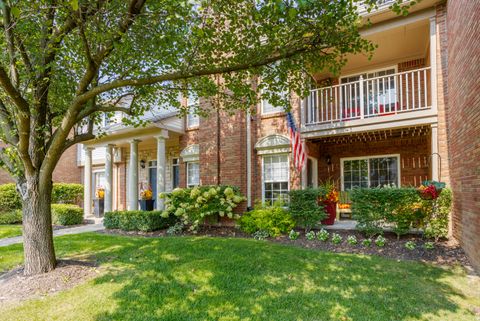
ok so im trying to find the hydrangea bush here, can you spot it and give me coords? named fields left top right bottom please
left=160, top=185, right=245, bottom=231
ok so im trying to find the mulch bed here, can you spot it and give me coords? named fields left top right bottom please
left=100, top=226, right=473, bottom=270
left=0, top=260, right=99, bottom=304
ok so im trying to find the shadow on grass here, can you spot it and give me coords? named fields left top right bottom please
left=71, top=235, right=472, bottom=321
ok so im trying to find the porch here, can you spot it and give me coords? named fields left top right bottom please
left=301, top=11, right=438, bottom=138
left=81, top=117, right=185, bottom=218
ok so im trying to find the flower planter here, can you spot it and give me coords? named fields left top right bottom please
left=138, top=199, right=155, bottom=211
left=93, top=199, right=104, bottom=218
left=321, top=201, right=337, bottom=225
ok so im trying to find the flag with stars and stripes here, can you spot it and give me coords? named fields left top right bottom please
left=286, top=111, right=306, bottom=171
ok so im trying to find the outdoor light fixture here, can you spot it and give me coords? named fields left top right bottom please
left=140, top=159, right=146, bottom=169
left=326, top=155, right=332, bottom=165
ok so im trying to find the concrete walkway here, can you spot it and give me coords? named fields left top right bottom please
left=323, top=220, right=357, bottom=230
left=0, top=223, right=104, bottom=247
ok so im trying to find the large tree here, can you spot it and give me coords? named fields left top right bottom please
left=0, top=0, right=411, bottom=275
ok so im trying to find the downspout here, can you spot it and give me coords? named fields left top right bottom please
left=246, top=109, right=252, bottom=210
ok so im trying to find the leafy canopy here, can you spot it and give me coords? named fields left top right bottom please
left=0, top=0, right=412, bottom=183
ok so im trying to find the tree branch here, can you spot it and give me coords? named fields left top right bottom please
left=3, top=5, right=19, bottom=88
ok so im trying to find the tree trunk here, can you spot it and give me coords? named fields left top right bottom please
left=20, top=177, right=56, bottom=275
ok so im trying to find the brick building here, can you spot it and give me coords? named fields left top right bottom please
left=445, top=1, right=480, bottom=272
left=1, top=1, right=475, bottom=270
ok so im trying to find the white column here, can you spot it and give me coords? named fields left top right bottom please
left=83, top=146, right=94, bottom=217
left=431, top=124, right=439, bottom=181
left=104, top=144, right=114, bottom=213
left=156, top=130, right=169, bottom=210
left=128, top=139, right=140, bottom=210
left=430, top=16, right=438, bottom=113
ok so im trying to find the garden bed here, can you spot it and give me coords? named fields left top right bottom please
left=100, top=226, right=472, bottom=269
left=0, top=259, right=99, bottom=304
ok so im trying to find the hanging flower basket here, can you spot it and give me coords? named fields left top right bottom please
left=417, top=180, right=445, bottom=200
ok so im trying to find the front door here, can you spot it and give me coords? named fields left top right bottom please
left=148, top=161, right=157, bottom=201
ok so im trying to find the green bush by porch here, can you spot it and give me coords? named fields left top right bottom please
left=104, top=210, right=179, bottom=232
left=351, top=187, right=452, bottom=239
left=289, top=188, right=328, bottom=230
left=239, top=201, right=295, bottom=237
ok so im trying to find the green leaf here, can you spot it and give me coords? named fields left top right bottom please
left=70, top=0, right=79, bottom=11
left=11, top=6, right=20, bottom=18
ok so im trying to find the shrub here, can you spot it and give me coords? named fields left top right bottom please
left=166, top=222, right=184, bottom=236
left=362, top=239, right=372, bottom=247
left=331, top=233, right=342, bottom=244
left=288, top=229, right=300, bottom=240
left=253, top=230, right=269, bottom=240
left=289, top=188, right=327, bottom=231
left=305, top=230, right=316, bottom=241
left=423, top=188, right=452, bottom=241
left=51, top=204, right=84, bottom=226
left=423, top=242, right=435, bottom=250
left=239, top=201, right=295, bottom=237
left=351, top=187, right=429, bottom=238
left=104, top=210, right=179, bottom=232
left=405, top=241, right=416, bottom=250
left=375, top=235, right=386, bottom=247
left=160, top=185, right=245, bottom=231
left=0, top=209, right=22, bottom=224
left=52, top=183, right=84, bottom=204
left=0, top=184, right=21, bottom=211
left=317, top=228, right=329, bottom=241
left=347, top=235, right=358, bottom=245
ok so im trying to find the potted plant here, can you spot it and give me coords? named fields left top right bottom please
left=139, top=186, right=155, bottom=211
left=417, top=180, right=445, bottom=200
left=93, top=187, right=105, bottom=217
left=318, top=180, right=339, bottom=225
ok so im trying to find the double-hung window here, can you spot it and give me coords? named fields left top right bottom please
left=261, top=87, right=289, bottom=115
left=186, top=162, right=200, bottom=188
left=342, top=155, right=400, bottom=190
left=263, top=154, right=289, bottom=203
left=172, top=158, right=180, bottom=189
left=187, top=94, right=200, bottom=128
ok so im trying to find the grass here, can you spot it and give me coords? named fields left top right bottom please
left=0, top=224, right=22, bottom=239
left=0, top=233, right=479, bottom=321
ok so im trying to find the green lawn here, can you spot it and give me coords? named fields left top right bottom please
left=0, top=233, right=479, bottom=321
left=0, top=224, right=22, bottom=239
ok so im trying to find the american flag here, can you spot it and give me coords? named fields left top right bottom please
left=286, top=111, right=306, bottom=171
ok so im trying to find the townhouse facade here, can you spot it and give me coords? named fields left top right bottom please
left=77, top=0, right=449, bottom=215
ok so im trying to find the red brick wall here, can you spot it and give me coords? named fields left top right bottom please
left=0, top=144, right=81, bottom=185
left=436, top=4, right=450, bottom=185
left=52, top=145, right=82, bottom=183
left=446, top=0, right=480, bottom=272
left=309, top=132, right=431, bottom=188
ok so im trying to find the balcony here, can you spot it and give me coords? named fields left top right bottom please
left=301, top=67, right=437, bottom=137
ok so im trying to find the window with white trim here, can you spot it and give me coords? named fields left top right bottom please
left=342, top=155, right=400, bottom=190
left=263, top=154, right=289, bottom=203
left=186, top=162, right=200, bottom=188
left=261, top=89, right=288, bottom=115
left=187, top=94, right=200, bottom=128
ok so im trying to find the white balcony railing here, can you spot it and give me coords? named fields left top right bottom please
left=304, top=67, right=432, bottom=126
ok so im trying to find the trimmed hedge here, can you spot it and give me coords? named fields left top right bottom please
left=52, top=183, right=84, bottom=204
left=0, top=209, right=22, bottom=224
left=104, top=210, right=179, bottom=232
left=350, top=187, right=452, bottom=239
left=51, top=204, right=84, bottom=226
left=0, top=183, right=84, bottom=213
left=0, top=184, right=21, bottom=211
left=289, top=188, right=327, bottom=231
